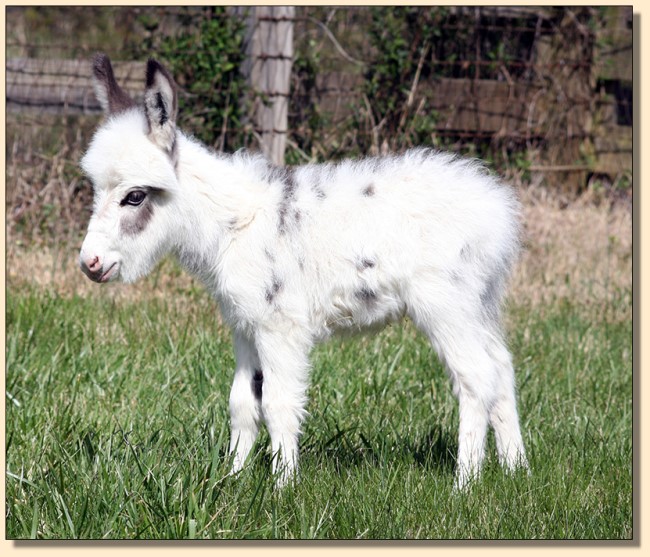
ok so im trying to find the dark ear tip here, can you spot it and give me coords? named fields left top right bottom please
left=145, top=58, right=162, bottom=87
left=145, top=58, right=175, bottom=89
left=92, top=52, right=112, bottom=77
left=91, top=52, right=136, bottom=114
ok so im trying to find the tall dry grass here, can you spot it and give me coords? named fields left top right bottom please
left=6, top=113, right=97, bottom=249
left=513, top=187, right=631, bottom=319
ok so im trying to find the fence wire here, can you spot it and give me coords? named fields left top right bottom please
left=7, top=6, right=632, bottom=191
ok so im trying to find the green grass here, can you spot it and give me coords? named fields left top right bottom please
left=5, top=283, right=632, bottom=539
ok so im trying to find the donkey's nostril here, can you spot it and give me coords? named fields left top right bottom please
left=80, top=254, right=101, bottom=277
left=87, top=256, right=100, bottom=271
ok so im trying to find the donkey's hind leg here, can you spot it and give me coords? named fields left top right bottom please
left=408, top=286, right=515, bottom=488
left=485, top=335, right=528, bottom=472
left=440, top=332, right=499, bottom=489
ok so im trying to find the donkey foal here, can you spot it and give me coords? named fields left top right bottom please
left=79, top=54, right=528, bottom=488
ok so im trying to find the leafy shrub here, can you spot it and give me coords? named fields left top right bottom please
left=154, top=7, right=250, bottom=152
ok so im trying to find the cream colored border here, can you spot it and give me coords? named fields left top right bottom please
left=1, top=0, right=643, bottom=553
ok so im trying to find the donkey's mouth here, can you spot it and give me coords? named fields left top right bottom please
left=99, top=262, right=119, bottom=283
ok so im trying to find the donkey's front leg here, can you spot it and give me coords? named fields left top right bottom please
left=255, top=328, right=311, bottom=486
left=228, top=332, right=262, bottom=474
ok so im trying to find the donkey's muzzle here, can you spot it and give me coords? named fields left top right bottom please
left=80, top=255, right=117, bottom=283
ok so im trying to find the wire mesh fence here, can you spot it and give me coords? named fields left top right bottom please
left=6, top=5, right=632, bottom=246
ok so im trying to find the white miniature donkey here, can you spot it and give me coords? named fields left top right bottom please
left=79, top=54, right=528, bottom=488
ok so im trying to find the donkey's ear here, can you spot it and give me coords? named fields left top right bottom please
left=144, top=59, right=178, bottom=157
left=92, top=53, right=136, bottom=115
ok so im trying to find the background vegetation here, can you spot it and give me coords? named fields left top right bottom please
left=6, top=5, right=632, bottom=246
left=5, top=5, right=633, bottom=540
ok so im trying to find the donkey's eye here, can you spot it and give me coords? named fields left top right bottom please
left=122, top=190, right=146, bottom=207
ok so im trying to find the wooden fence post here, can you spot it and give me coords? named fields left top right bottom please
left=240, top=6, right=294, bottom=166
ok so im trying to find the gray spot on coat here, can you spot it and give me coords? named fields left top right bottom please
left=480, top=271, right=503, bottom=324
left=276, top=167, right=298, bottom=234
left=355, top=287, right=377, bottom=303
left=362, top=183, right=376, bottom=197
left=312, top=176, right=326, bottom=200
left=252, top=368, right=263, bottom=400
left=460, top=243, right=474, bottom=262
left=265, top=275, right=283, bottom=304
left=359, top=258, right=376, bottom=270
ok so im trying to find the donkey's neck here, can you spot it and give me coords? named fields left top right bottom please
left=170, top=133, right=273, bottom=281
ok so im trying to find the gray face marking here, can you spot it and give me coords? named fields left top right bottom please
left=355, top=287, right=377, bottom=303
left=359, top=258, right=376, bottom=270
left=120, top=199, right=154, bottom=236
left=252, top=368, right=263, bottom=400
left=362, top=183, right=376, bottom=197
left=265, top=275, right=283, bottom=304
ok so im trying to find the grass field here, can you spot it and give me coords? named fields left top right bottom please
left=5, top=187, right=633, bottom=540
left=5, top=248, right=632, bottom=539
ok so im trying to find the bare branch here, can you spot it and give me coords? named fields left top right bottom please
left=306, top=16, right=366, bottom=67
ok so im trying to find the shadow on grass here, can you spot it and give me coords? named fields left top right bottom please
left=301, top=423, right=458, bottom=475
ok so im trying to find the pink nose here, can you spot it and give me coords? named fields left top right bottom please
left=86, top=255, right=100, bottom=272
left=80, top=254, right=102, bottom=280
